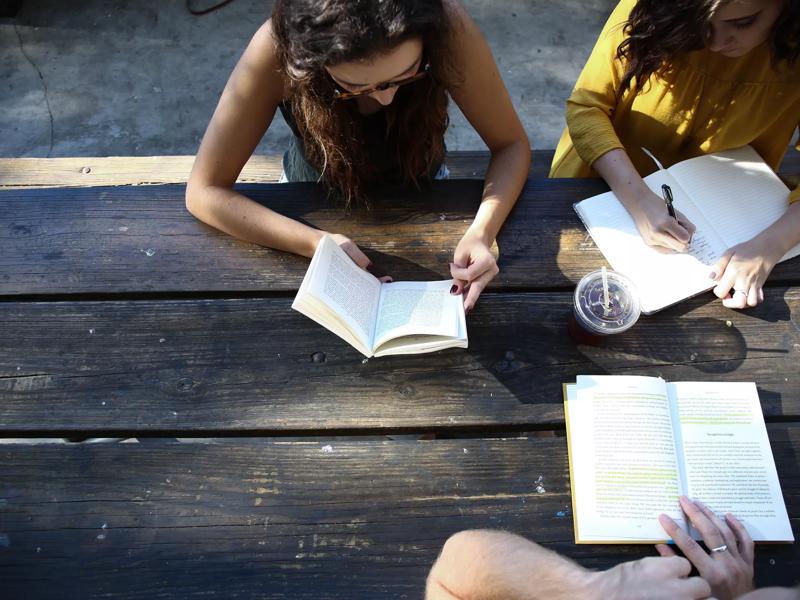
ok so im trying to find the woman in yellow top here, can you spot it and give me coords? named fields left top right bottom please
left=551, top=0, right=800, bottom=309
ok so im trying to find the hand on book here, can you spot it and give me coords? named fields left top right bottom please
left=329, top=233, right=392, bottom=283
left=711, top=236, right=781, bottom=309
left=657, top=497, right=755, bottom=600
left=450, top=232, right=499, bottom=314
left=628, top=190, right=697, bottom=253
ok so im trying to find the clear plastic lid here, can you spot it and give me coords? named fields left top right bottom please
left=573, top=270, right=641, bottom=335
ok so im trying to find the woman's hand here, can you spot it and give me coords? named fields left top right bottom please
left=628, top=189, right=697, bottom=253
left=591, top=150, right=695, bottom=253
left=711, top=235, right=782, bottom=309
left=449, top=231, right=499, bottom=314
left=658, top=496, right=755, bottom=600
left=328, top=233, right=392, bottom=283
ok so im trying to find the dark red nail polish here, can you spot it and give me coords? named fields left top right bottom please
left=465, top=306, right=472, bottom=315
left=366, top=263, right=374, bottom=272
left=450, top=285, right=458, bottom=294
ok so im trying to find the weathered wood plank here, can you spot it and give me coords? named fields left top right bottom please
left=0, top=155, right=280, bottom=188
left=0, top=433, right=796, bottom=599
left=1, top=147, right=797, bottom=189
left=3, top=179, right=800, bottom=295
left=0, top=151, right=555, bottom=189
left=2, top=289, right=798, bottom=434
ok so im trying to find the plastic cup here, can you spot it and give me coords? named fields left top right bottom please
left=568, top=269, right=641, bottom=344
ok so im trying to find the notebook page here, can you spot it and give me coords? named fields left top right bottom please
left=566, top=376, right=687, bottom=542
left=667, top=146, right=800, bottom=261
left=669, top=381, right=793, bottom=542
left=575, top=170, right=725, bottom=313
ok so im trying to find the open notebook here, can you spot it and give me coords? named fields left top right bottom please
left=574, top=146, right=800, bottom=313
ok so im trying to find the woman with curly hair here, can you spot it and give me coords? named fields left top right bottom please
left=186, top=0, right=530, bottom=313
left=550, top=0, right=800, bottom=309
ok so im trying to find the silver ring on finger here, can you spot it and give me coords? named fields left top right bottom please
left=733, top=289, right=747, bottom=296
left=710, top=544, right=728, bottom=553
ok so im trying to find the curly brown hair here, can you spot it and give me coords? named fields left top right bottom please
left=271, top=0, right=459, bottom=207
left=616, top=0, right=800, bottom=95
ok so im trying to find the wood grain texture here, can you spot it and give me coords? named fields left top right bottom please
left=1, top=147, right=797, bottom=189
left=0, top=151, right=555, bottom=188
left=1, top=433, right=797, bottom=599
left=0, top=155, right=279, bottom=188
left=4, top=178, right=800, bottom=295
left=2, top=289, right=798, bottom=434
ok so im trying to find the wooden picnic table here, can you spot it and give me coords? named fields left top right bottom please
left=1, top=149, right=798, bottom=598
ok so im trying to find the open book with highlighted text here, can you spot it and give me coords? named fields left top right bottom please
left=564, top=375, right=793, bottom=544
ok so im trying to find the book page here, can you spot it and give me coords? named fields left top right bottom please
left=670, top=382, right=793, bottom=542
left=667, top=146, right=800, bottom=261
left=566, top=376, right=687, bottom=542
left=575, top=170, right=726, bottom=314
left=372, top=280, right=462, bottom=350
left=306, top=235, right=382, bottom=348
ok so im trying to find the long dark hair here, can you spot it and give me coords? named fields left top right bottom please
left=271, top=0, right=457, bottom=206
left=616, top=0, right=800, bottom=95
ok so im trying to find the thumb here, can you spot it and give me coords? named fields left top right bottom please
left=340, top=242, right=371, bottom=270
left=710, top=250, right=733, bottom=281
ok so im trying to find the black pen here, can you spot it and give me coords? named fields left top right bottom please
left=661, top=184, right=677, bottom=219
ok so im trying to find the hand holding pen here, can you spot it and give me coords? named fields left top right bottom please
left=661, top=183, right=696, bottom=245
left=661, top=184, right=677, bottom=219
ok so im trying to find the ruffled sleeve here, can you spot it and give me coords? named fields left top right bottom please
left=564, top=0, right=634, bottom=167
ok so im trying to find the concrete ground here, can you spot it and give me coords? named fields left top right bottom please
left=0, top=0, right=616, bottom=158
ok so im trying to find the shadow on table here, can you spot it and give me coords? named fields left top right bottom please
left=461, top=293, right=799, bottom=422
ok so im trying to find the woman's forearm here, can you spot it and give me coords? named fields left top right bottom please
left=752, top=199, right=800, bottom=257
left=592, top=148, right=651, bottom=212
left=185, top=183, right=323, bottom=258
left=467, top=139, right=531, bottom=243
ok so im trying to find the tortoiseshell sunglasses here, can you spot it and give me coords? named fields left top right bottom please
left=332, top=62, right=430, bottom=101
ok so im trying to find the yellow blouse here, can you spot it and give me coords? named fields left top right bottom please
left=550, top=0, right=800, bottom=203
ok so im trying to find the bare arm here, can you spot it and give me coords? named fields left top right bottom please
left=711, top=200, right=800, bottom=308
left=425, top=530, right=711, bottom=600
left=445, top=0, right=531, bottom=310
left=425, top=530, right=595, bottom=600
left=185, top=20, right=325, bottom=258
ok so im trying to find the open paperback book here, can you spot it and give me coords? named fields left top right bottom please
left=292, top=234, right=467, bottom=358
left=564, top=375, right=793, bottom=544
left=574, top=146, right=800, bottom=314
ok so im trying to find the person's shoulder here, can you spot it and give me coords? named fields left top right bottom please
left=242, top=19, right=290, bottom=100
left=441, top=0, right=466, bottom=22
left=248, top=19, right=280, bottom=68
left=440, top=0, right=481, bottom=48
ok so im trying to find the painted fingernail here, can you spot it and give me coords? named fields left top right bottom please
left=709, top=272, right=716, bottom=279
left=366, top=263, right=374, bottom=272
left=465, top=306, right=472, bottom=315
left=450, top=285, right=458, bottom=294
